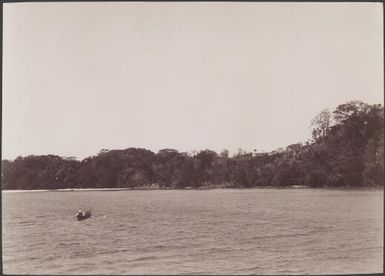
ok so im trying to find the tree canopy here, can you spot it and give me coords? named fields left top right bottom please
left=2, top=101, right=383, bottom=190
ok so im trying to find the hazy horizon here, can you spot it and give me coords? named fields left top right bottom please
left=3, top=2, right=383, bottom=160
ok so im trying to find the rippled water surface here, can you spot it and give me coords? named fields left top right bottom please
left=2, top=188, right=383, bottom=274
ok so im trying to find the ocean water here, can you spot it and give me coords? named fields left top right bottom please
left=2, top=188, right=383, bottom=274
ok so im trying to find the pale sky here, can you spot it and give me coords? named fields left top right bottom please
left=3, top=2, right=383, bottom=160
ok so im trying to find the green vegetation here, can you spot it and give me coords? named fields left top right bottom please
left=2, top=101, right=383, bottom=190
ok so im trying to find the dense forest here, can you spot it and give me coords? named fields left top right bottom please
left=2, top=101, right=384, bottom=190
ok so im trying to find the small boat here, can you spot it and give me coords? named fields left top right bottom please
left=76, top=210, right=91, bottom=221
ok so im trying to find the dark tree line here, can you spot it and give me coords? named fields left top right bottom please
left=2, top=101, right=384, bottom=190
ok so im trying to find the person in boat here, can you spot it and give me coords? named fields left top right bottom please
left=76, top=209, right=91, bottom=220
left=76, top=209, right=86, bottom=218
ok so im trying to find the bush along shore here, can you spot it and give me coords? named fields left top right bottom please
left=2, top=101, right=384, bottom=190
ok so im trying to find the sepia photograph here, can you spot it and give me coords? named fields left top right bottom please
left=2, top=1, right=384, bottom=275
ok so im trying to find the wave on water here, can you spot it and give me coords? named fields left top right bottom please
left=126, top=256, right=158, bottom=263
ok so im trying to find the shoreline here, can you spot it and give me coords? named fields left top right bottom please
left=2, top=185, right=383, bottom=193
